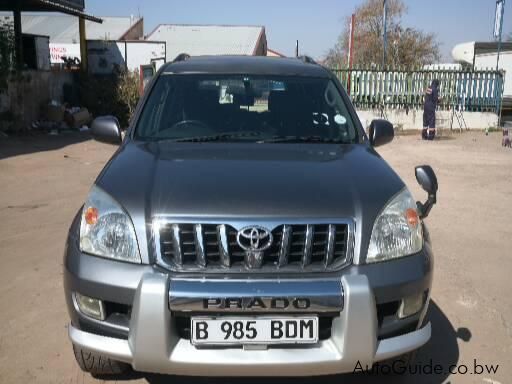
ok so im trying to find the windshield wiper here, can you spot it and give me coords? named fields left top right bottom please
left=163, top=131, right=264, bottom=143
left=259, top=135, right=347, bottom=144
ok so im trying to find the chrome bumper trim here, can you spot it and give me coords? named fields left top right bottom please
left=169, top=278, right=344, bottom=313
left=68, top=274, right=431, bottom=376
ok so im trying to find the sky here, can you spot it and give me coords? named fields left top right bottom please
left=86, top=0, right=512, bottom=62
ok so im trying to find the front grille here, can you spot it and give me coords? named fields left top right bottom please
left=156, top=222, right=351, bottom=272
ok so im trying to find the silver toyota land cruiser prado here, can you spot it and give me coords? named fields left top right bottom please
left=64, top=55, right=438, bottom=377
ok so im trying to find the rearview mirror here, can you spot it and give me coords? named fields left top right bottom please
left=368, top=119, right=394, bottom=147
left=91, top=116, right=122, bottom=145
left=415, top=165, right=438, bottom=195
left=415, top=165, right=438, bottom=219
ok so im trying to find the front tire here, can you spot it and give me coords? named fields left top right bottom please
left=73, top=345, right=130, bottom=375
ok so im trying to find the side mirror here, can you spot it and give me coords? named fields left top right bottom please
left=415, top=165, right=438, bottom=219
left=91, top=116, right=122, bottom=145
left=368, top=119, right=394, bottom=147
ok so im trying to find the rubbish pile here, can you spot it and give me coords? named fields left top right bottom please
left=32, top=100, right=92, bottom=135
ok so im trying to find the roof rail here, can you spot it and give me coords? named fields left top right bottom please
left=297, top=55, right=317, bottom=65
left=172, top=53, right=191, bottom=63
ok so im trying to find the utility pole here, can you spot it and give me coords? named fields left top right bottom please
left=382, top=0, right=387, bottom=68
left=348, top=13, right=355, bottom=69
left=493, top=0, right=505, bottom=121
left=295, top=40, right=299, bottom=57
left=494, top=0, right=505, bottom=73
left=347, top=14, right=355, bottom=95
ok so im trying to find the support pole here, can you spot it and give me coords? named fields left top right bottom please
left=13, top=9, right=23, bottom=70
left=295, top=40, right=299, bottom=58
left=79, top=16, right=88, bottom=72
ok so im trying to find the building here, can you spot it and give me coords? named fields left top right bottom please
left=267, top=48, right=285, bottom=58
left=146, top=24, right=267, bottom=61
left=0, top=0, right=101, bottom=71
left=5, top=13, right=143, bottom=42
left=87, top=40, right=166, bottom=74
left=0, top=0, right=103, bottom=131
left=0, top=13, right=143, bottom=65
left=452, top=41, right=512, bottom=113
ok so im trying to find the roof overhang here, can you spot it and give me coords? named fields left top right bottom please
left=0, top=0, right=102, bottom=23
left=474, top=41, right=512, bottom=54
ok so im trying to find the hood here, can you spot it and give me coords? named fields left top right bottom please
left=97, top=140, right=405, bottom=224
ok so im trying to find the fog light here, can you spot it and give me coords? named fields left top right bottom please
left=398, top=292, right=425, bottom=319
left=75, top=293, right=105, bottom=321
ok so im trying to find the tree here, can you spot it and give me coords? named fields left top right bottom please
left=79, top=69, right=140, bottom=128
left=324, top=0, right=440, bottom=68
left=117, top=69, right=140, bottom=122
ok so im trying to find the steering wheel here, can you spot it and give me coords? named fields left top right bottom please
left=169, top=120, right=212, bottom=132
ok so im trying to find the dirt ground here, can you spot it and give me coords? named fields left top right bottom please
left=0, top=131, right=510, bottom=384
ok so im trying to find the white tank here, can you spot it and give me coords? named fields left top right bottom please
left=451, top=42, right=475, bottom=65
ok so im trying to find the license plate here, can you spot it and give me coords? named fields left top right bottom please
left=191, top=316, right=318, bottom=345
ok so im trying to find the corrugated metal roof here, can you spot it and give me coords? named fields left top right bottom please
left=0, top=13, right=140, bottom=43
left=147, top=24, right=264, bottom=60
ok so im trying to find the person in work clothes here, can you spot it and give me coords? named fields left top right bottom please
left=422, top=79, right=440, bottom=140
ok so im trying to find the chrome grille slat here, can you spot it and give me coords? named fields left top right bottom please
left=171, top=224, right=182, bottom=266
left=325, top=224, right=336, bottom=267
left=157, top=221, right=352, bottom=272
left=194, top=224, right=206, bottom=268
left=217, top=224, right=230, bottom=267
left=278, top=224, right=292, bottom=267
left=302, top=224, right=314, bottom=267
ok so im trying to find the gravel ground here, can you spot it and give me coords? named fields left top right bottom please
left=0, top=131, right=510, bottom=384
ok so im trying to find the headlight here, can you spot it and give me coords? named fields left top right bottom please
left=366, top=189, right=423, bottom=263
left=79, top=185, right=141, bottom=263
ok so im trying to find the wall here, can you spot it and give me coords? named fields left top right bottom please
left=34, top=36, right=51, bottom=70
left=356, top=109, right=499, bottom=131
left=87, top=40, right=125, bottom=74
left=87, top=40, right=166, bottom=74
left=0, top=70, right=74, bottom=131
left=253, top=29, right=267, bottom=56
left=121, top=18, right=144, bottom=40
left=50, top=43, right=81, bottom=64
left=124, top=41, right=166, bottom=72
left=474, top=52, right=511, bottom=97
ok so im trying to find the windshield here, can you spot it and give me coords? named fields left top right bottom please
left=135, top=74, right=358, bottom=143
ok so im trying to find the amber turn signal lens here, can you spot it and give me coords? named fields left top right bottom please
left=405, top=208, right=419, bottom=227
left=84, top=207, right=99, bottom=225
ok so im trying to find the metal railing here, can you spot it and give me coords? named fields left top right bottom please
left=330, top=67, right=504, bottom=113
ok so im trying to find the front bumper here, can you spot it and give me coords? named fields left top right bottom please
left=68, top=271, right=431, bottom=376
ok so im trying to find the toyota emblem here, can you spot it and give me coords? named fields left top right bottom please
left=237, top=226, right=273, bottom=268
